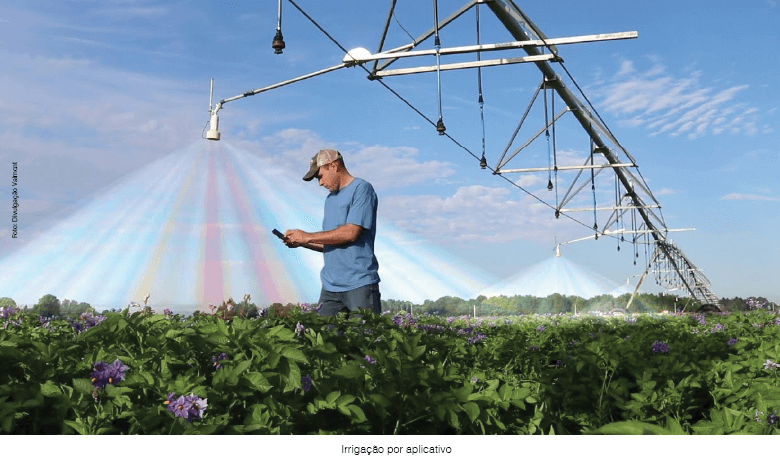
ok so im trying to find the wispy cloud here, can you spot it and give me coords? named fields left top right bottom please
left=91, top=6, right=169, bottom=20
left=722, top=193, right=780, bottom=202
left=593, top=58, right=761, bottom=139
left=382, top=184, right=584, bottom=244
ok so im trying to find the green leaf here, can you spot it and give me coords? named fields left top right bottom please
left=281, top=347, right=309, bottom=364
left=334, top=364, right=365, bottom=379
left=73, top=378, right=94, bottom=396
left=141, top=371, right=154, bottom=386
left=336, top=394, right=356, bottom=407
left=64, top=420, right=89, bottom=435
left=198, top=324, right=219, bottom=334
left=347, top=404, right=367, bottom=423
left=234, top=359, right=252, bottom=375
left=370, top=393, right=391, bottom=407
left=588, top=421, right=672, bottom=435
left=325, top=391, right=341, bottom=405
left=244, top=372, right=272, bottom=392
left=462, top=402, right=480, bottom=422
left=40, top=381, right=61, bottom=397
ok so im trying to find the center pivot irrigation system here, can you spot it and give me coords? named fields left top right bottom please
left=203, top=0, right=720, bottom=312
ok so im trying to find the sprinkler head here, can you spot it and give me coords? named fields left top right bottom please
left=436, top=118, right=446, bottom=135
left=480, top=155, right=487, bottom=169
left=272, top=30, right=285, bottom=54
left=547, top=179, right=554, bottom=191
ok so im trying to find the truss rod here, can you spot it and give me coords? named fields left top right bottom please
left=497, top=107, right=568, bottom=169
left=356, top=31, right=638, bottom=64
left=496, top=163, right=634, bottom=174
left=558, top=205, right=660, bottom=213
left=373, top=54, right=555, bottom=77
left=219, top=62, right=347, bottom=105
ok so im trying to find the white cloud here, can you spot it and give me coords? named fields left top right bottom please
left=594, top=58, right=760, bottom=139
left=382, top=184, right=585, bottom=244
left=722, top=193, right=780, bottom=202
left=91, top=6, right=169, bottom=20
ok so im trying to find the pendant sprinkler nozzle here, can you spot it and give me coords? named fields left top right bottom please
left=272, top=30, right=285, bottom=54
left=436, top=117, right=446, bottom=135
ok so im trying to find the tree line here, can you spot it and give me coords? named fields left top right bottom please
left=382, top=293, right=777, bottom=316
left=1, top=293, right=775, bottom=318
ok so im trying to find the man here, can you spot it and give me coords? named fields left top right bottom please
left=284, top=149, right=381, bottom=316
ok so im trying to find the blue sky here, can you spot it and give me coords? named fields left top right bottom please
left=1, top=0, right=778, bottom=307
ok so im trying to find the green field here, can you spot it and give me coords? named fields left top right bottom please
left=1, top=304, right=779, bottom=434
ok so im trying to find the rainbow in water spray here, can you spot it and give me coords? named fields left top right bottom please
left=0, top=142, right=496, bottom=312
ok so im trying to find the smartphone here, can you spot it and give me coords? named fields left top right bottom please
left=272, top=229, right=285, bottom=240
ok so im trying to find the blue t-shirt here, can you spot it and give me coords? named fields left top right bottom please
left=321, top=177, right=380, bottom=292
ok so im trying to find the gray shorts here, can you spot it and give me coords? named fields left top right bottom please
left=318, top=283, right=381, bottom=316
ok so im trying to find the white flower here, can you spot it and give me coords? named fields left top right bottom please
left=764, top=359, right=780, bottom=370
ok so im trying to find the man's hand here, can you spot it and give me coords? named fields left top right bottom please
left=284, top=229, right=310, bottom=248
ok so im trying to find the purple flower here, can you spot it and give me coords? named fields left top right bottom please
left=364, top=355, right=377, bottom=365
left=727, top=338, right=738, bottom=346
left=301, top=374, right=312, bottom=392
left=625, top=335, right=631, bottom=341
left=555, top=360, right=563, bottom=367
left=106, top=360, right=129, bottom=384
left=769, top=410, right=777, bottom=426
left=589, top=332, right=596, bottom=339
left=471, top=376, right=479, bottom=384
left=536, top=325, right=546, bottom=333
left=467, top=333, right=487, bottom=345
left=166, top=393, right=207, bottom=422
left=169, top=395, right=193, bottom=420
left=1, top=306, right=18, bottom=319
left=164, top=308, right=173, bottom=316
left=295, top=321, right=305, bottom=336
left=90, top=361, right=110, bottom=388
left=651, top=341, right=670, bottom=355
left=90, top=359, right=128, bottom=388
left=186, top=394, right=208, bottom=421
left=711, top=323, right=726, bottom=333
left=212, top=352, right=229, bottom=370
left=529, top=346, right=539, bottom=351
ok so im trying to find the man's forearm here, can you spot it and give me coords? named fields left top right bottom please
left=305, top=225, right=361, bottom=246
left=301, top=242, right=324, bottom=252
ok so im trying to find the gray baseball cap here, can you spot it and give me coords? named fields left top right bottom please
left=303, top=149, right=342, bottom=181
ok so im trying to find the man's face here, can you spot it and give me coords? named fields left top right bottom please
left=316, top=162, right=337, bottom=192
